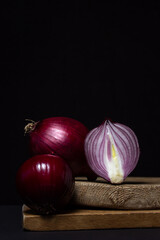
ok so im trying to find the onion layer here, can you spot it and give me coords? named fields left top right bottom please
left=84, top=120, right=140, bottom=184
left=16, top=154, right=75, bottom=214
left=24, top=117, right=96, bottom=180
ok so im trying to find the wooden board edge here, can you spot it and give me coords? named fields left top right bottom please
left=22, top=205, right=160, bottom=231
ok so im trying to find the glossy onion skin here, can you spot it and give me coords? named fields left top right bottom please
left=26, top=117, right=96, bottom=180
left=84, top=120, right=140, bottom=184
left=16, top=154, right=75, bottom=214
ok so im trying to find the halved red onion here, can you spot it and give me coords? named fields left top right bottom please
left=84, top=120, right=140, bottom=184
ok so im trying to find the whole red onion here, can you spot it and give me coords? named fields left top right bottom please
left=24, top=117, right=96, bottom=180
left=16, top=154, right=75, bottom=214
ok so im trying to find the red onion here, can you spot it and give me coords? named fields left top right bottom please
left=24, top=117, right=96, bottom=180
left=84, top=120, right=140, bottom=184
left=16, top=154, right=75, bottom=214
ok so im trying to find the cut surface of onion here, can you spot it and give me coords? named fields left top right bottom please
left=84, top=120, right=140, bottom=184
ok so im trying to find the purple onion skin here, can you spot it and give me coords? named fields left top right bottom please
left=16, top=154, right=75, bottom=214
left=24, top=117, right=96, bottom=180
left=84, top=120, right=140, bottom=184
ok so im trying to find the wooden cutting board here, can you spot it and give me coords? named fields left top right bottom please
left=72, top=177, right=160, bottom=210
left=22, top=177, right=160, bottom=231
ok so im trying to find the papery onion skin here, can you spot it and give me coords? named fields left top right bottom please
left=16, top=154, right=75, bottom=214
left=24, top=117, right=96, bottom=180
left=84, top=120, right=140, bottom=184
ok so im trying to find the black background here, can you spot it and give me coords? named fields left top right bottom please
left=1, top=1, right=160, bottom=204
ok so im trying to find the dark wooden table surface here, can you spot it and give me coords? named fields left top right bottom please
left=1, top=205, right=160, bottom=240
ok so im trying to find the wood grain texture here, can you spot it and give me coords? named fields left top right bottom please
left=23, top=205, right=160, bottom=231
left=22, top=177, right=160, bottom=231
left=71, top=177, right=160, bottom=210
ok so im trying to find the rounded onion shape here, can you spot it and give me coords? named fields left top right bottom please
left=84, top=120, right=140, bottom=184
left=16, top=154, right=75, bottom=214
left=24, top=117, right=96, bottom=180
